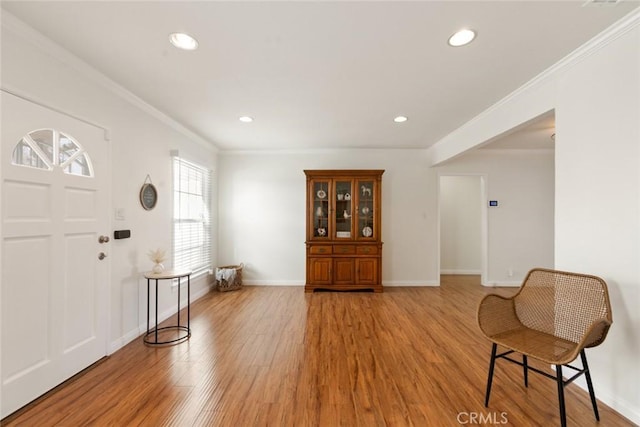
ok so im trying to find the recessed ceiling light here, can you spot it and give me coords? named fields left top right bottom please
left=239, top=116, right=253, bottom=123
left=448, top=29, right=476, bottom=47
left=394, top=116, right=408, bottom=123
left=169, top=33, right=199, bottom=50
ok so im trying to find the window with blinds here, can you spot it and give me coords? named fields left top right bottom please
left=173, top=157, right=211, bottom=275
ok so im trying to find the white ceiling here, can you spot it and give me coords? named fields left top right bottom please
left=2, top=1, right=638, bottom=151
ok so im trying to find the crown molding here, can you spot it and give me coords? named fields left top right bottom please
left=491, top=6, right=640, bottom=113
left=476, top=148, right=555, bottom=154
left=218, top=147, right=429, bottom=156
left=1, top=11, right=218, bottom=153
left=427, top=6, right=640, bottom=164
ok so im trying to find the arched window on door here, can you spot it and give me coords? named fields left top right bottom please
left=11, top=128, right=93, bottom=177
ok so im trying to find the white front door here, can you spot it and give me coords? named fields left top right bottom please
left=1, top=92, right=109, bottom=417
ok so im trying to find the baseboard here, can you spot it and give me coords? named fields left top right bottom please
left=242, top=280, right=440, bottom=287
left=383, top=280, right=439, bottom=287
left=550, top=367, right=640, bottom=425
left=440, top=269, right=482, bottom=275
left=594, top=386, right=640, bottom=425
left=482, top=280, right=521, bottom=287
left=108, top=328, right=141, bottom=354
left=108, top=284, right=213, bottom=354
left=242, top=280, right=306, bottom=286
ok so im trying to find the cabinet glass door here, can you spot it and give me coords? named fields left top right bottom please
left=334, top=180, right=353, bottom=239
left=312, top=180, right=330, bottom=239
left=357, top=180, right=375, bottom=239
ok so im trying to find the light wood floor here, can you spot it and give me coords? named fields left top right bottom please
left=3, top=276, right=634, bottom=426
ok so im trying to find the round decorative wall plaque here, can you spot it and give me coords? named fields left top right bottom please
left=140, top=175, right=158, bottom=210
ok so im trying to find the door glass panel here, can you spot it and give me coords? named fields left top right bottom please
left=29, top=129, right=55, bottom=164
left=12, top=138, right=51, bottom=170
left=11, top=129, right=94, bottom=177
left=63, top=154, right=92, bottom=177
left=60, top=133, right=93, bottom=177
left=358, top=180, right=374, bottom=238
left=313, top=181, right=330, bottom=238
left=335, top=180, right=352, bottom=238
left=58, top=133, right=80, bottom=165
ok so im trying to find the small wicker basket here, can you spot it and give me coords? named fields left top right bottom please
left=216, top=263, right=244, bottom=292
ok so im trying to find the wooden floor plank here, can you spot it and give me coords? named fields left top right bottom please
left=2, top=276, right=634, bottom=426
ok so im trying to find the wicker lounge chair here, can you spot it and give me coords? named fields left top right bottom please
left=477, top=268, right=612, bottom=427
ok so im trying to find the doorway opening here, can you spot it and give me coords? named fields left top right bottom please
left=438, top=174, right=488, bottom=286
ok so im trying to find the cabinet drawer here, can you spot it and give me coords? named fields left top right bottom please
left=309, top=245, right=332, bottom=255
left=333, top=245, right=356, bottom=255
left=357, top=246, right=378, bottom=255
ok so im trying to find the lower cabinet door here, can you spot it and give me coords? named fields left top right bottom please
left=333, top=258, right=355, bottom=285
left=309, top=258, right=332, bottom=285
left=356, top=258, right=378, bottom=285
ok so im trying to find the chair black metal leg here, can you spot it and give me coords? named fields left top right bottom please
left=485, top=343, right=498, bottom=407
left=556, top=365, right=567, bottom=427
left=523, top=355, right=529, bottom=387
left=581, top=350, right=600, bottom=421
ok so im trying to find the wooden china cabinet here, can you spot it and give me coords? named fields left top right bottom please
left=304, top=170, right=384, bottom=292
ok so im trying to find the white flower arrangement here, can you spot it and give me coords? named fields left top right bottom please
left=147, top=248, right=167, bottom=264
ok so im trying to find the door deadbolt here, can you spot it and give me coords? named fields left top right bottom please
left=99, top=235, right=110, bottom=243
left=98, top=252, right=107, bottom=260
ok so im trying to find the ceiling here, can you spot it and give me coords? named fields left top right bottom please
left=2, top=1, right=638, bottom=152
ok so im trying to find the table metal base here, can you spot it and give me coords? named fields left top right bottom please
left=143, top=325, right=191, bottom=346
left=143, top=270, right=191, bottom=346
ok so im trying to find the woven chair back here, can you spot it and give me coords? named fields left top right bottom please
left=514, top=268, right=612, bottom=345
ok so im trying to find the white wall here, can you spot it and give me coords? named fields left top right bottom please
left=436, top=150, right=555, bottom=284
left=426, top=13, right=640, bottom=424
left=218, top=148, right=554, bottom=287
left=1, top=15, right=218, bottom=353
left=440, top=176, right=482, bottom=275
left=555, top=25, right=640, bottom=423
left=218, top=149, right=436, bottom=286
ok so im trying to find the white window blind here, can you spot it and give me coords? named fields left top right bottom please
left=173, top=157, right=211, bottom=275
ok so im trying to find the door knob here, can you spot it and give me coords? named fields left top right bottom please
left=99, top=235, right=110, bottom=243
left=98, top=252, right=107, bottom=260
